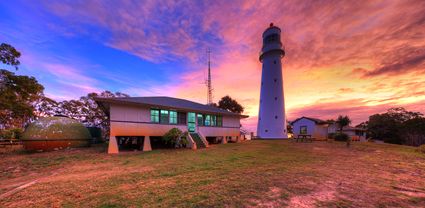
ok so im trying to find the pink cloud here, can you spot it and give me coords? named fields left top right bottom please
left=37, top=0, right=425, bottom=133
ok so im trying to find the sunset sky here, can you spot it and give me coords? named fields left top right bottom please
left=1, top=0, right=424, bottom=132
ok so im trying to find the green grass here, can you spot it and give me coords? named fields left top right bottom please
left=1, top=140, right=425, bottom=207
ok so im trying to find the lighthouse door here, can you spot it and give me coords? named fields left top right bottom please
left=187, top=112, right=196, bottom=132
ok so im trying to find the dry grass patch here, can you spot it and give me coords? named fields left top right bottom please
left=0, top=141, right=424, bottom=207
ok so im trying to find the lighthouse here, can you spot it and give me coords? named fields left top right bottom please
left=257, top=23, right=287, bottom=139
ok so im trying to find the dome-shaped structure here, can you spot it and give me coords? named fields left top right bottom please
left=21, top=116, right=91, bottom=151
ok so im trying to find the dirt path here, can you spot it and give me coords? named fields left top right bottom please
left=0, top=171, right=60, bottom=199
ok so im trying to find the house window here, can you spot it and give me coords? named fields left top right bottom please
left=204, top=115, right=211, bottom=126
left=274, top=60, right=277, bottom=64
left=150, top=109, right=160, bottom=123
left=169, top=111, right=177, bottom=124
left=217, top=116, right=223, bottom=127
left=211, top=115, right=216, bottom=126
left=177, top=112, right=186, bottom=124
left=300, top=126, right=307, bottom=135
left=160, top=110, right=169, bottom=124
left=197, top=114, right=204, bottom=126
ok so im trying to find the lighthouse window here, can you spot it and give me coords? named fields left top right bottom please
left=274, top=60, right=276, bottom=64
left=265, top=130, right=268, bottom=132
left=264, top=34, right=279, bottom=43
left=274, top=79, right=277, bottom=83
left=275, top=116, right=278, bottom=119
left=275, top=97, right=277, bottom=100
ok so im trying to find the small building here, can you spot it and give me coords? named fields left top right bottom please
left=291, top=117, right=329, bottom=140
left=292, top=116, right=367, bottom=141
left=328, top=123, right=367, bottom=141
left=95, top=96, right=248, bottom=154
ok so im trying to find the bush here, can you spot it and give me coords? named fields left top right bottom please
left=0, top=128, right=23, bottom=140
left=162, top=128, right=188, bottom=148
left=328, top=133, right=336, bottom=139
left=334, top=133, right=349, bottom=142
left=419, top=144, right=425, bottom=154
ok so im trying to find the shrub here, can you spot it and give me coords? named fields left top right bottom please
left=328, top=133, right=336, bottom=139
left=419, top=144, right=425, bottom=154
left=162, top=128, right=188, bottom=148
left=334, top=133, right=349, bottom=142
left=0, top=128, right=23, bottom=140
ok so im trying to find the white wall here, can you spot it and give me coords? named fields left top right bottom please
left=110, top=104, right=149, bottom=122
left=257, top=27, right=287, bottom=139
left=293, top=118, right=315, bottom=138
left=328, top=123, right=338, bottom=134
left=222, top=116, right=240, bottom=128
left=314, top=125, right=328, bottom=140
left=109, top=103, right=241, bottom=138
left=292, top=118, right=328, bottom=140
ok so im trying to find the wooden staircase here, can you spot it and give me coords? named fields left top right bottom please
left=190, top=133, right=206, bottom=149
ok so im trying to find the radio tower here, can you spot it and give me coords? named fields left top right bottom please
left=206, top=48, right=213, bottom=105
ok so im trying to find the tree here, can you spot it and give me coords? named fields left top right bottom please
left=402, top=117, right=425, bottom=146
left=336, top=115, right=351, bottom=132
left=33, top=96, right=59, bottom=117
left=56, top=91, right=129, bottom=138
left=0, top=70, right=45, bottom=129
left=286, top=121, right=293, bottom=134
left=367, top=107, right=424, bottom=145
left=217, top=95, right=244, bottom=114
left=0, top=43, right=21, bottom=70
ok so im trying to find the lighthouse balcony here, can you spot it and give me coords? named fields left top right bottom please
left=259, top=45, right=285, bottom=61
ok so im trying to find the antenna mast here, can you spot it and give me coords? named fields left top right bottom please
left=206, top=48, right=213, bottom=105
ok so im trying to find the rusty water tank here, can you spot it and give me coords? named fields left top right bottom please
left=21, top=116, right=91, bottom=151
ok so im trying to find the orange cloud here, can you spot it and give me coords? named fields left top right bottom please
left=39, top=0, right=425, bottom=132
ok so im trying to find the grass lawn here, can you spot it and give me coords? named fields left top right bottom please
left=1, top=140, right=425, bottom=207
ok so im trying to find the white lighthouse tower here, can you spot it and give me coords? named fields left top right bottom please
left=257, top=23, right=287, bottom=139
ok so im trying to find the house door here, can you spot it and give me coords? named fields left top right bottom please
left=187, top=112, right=196, bottom=132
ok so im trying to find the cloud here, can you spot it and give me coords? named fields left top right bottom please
left=362, top=49, right=425, bottom=77
left=338, top=88, right=355, bottom=93
left=8, top=0, right=425, bottom=133
left=42, top=0, right=210, bottom=63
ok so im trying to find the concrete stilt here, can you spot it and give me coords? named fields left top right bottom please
left=143, top=136, right=152, bottom=151
left=222, top=136, right=227, bottom=144
left=108, top=136, right=119, bottom=154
